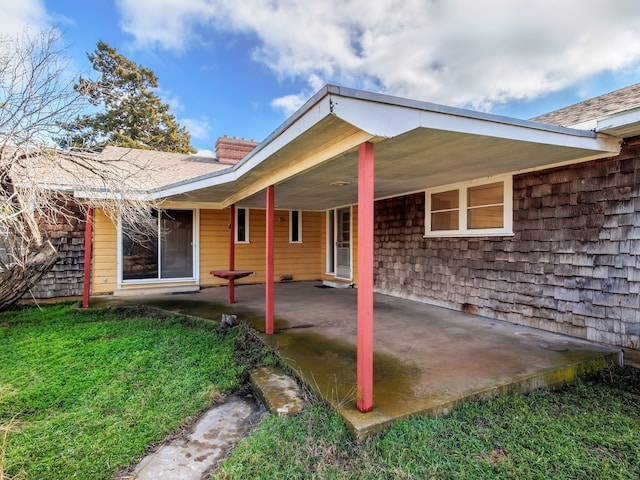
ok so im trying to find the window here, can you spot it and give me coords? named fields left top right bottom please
left=431, top=190, right=459, bottom=231
left=235, top=207, right=249, bottom=243
left=289, top=210, right=302, bottom=243
left=122, top=209, right=194, bottom=281
left=425, top=175, right=512, bottom=236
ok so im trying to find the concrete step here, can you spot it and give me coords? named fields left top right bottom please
left=249, top=366, right=307, bottom=415
left=322, top=279, right=355, bottom=289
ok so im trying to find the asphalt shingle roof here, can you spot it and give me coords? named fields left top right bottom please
left=531, top=83, right=640, bottom=127
left=16, top=146, right=232, bottom=194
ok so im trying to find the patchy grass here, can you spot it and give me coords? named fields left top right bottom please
left=215, top=367, right=640, bottom=479
left=0, top=302, right=247, bottom=480
left=3, top=301, right=639, bottom=479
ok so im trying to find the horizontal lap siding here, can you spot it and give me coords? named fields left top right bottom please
left=275, top=211, right=322, bottom=281
left=374, top=136, right=640, bottom=350
left=92, top=209, right=118, bottom=294
left=200, top=209, right=323, bottom=285
left=199, top=209, right=230, bottom=286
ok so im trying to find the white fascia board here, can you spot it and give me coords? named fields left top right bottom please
left=149, top=94, right=336, bottom=200
left=568, top=119, right=598, bottom=131
left=15, top=183, right=74, bottom=193
left=332, top=94, right=621, bottom=154
left=595, top=107, right=640, bottom=134
left=73, top=188, right=151, bottom=201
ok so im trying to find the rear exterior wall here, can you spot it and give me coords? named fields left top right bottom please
left=374, top=136, right=640, bottom=350
left=30, top=200, right=86, bottom=298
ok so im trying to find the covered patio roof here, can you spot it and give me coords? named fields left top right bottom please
left=155, top=85, right=621, bottom=210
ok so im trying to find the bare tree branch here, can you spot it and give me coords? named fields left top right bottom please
left=0, top=28, right=162, bottom=310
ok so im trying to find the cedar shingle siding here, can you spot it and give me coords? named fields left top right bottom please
left=374, top=135, right=640, bottom=350
left=30, top=202, right=86, bottom=299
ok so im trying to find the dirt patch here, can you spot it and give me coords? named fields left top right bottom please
left=479, top=444, right=509, bottom=464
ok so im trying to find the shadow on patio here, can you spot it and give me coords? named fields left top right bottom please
left=92, top=281, right=621, bottom=439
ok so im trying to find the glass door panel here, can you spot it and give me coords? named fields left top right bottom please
left=160, top=209, right=193, bottom=279
left=336, top=207, right=351, bottom=278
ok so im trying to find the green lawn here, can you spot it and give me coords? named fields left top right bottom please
left=2, top=302, right=639, bottom=480
left=215, top=367, right=640, bottom=480
left=0, top=303, right=247, bottom=480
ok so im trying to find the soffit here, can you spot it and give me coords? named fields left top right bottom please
left=235, top=126, right=621, bottom=211
left=160, top=85, right=621, bottom=211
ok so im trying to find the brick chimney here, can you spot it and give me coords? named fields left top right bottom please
left=215, top=135, right=259, bottom=165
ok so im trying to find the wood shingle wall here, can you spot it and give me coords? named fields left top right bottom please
left=30, top=201, right=86, bottom=298
left=374, top=136, right=640, bottom=350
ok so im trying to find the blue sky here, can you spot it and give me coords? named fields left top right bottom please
left=3, top=0, right=640, bottom=155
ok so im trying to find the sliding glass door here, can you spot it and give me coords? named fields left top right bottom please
left=122, top=209, right=194, bottom=281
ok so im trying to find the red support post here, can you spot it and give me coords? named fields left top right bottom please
left=82, top=207, right=93, bottom=309
left=228, top=204, right=236, bottom=304
left=265, top=185, right=275, bottom=334
left=357, top=142, right=374, bottom=412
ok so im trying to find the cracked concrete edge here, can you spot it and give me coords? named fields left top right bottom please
left=249, top=366, right=307, bottom=416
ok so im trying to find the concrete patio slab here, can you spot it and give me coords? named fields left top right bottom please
left=93, top=281, right=622, bottom=439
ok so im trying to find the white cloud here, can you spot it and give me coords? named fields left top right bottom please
left=0, top=0, right=50, bottom=37
left=270, top=74, right=324, bottom=116
left=181, top=116, right=211, bottom=141
left=115, top=0, right=640, bottom=112
left=115, top=0, right=214, bottom=52
left=270, top=92, right=309, bottom=118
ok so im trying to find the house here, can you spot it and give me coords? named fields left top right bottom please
left=42, top=84, right=640, bottom=412
left=29, top=135, right=258, bottom=298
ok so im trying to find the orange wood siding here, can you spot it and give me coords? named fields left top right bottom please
left=91, top=208, right=118, bottom=294
left=199, top=208, right=323, bottom=285
left=92, top=207, right=325, bottom=294
left=199, top=209, right=233, bottom=286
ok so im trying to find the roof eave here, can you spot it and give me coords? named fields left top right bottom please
left=141, top=85, right=622, bottom=206
left=592, top=106, right=640, bottom=138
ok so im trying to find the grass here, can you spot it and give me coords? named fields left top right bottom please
left=215, top=367, right=640, bottom=479
left=2, top=301, right=639, bottom=479
left=0, top=302, right=250, bottom=480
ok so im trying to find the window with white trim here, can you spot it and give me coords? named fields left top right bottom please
left=425, top=175, right=513, bottom=237
left=235, top=207, right=249, bottom=243
left=121, top=209, right=195, bottom=281
left=289, top=210, right=302, bottom=243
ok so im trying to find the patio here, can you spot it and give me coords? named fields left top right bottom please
left=93, top=281, right=621, bottom=439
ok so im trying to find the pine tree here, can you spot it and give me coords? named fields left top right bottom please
left=59, top=41, right=195, bottom=153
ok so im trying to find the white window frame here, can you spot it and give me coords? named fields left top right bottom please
left=325, top=210, right=335, bottom=274
left=235, top=207, right=250, bottom=243
left=117, top=208, right=199, bottom=286
left=289, top=210, right=302, bottom=243
left=425, top=175, right=513, bottom=237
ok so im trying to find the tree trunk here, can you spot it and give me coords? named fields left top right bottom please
left=0, top=241, right=59, bottom=311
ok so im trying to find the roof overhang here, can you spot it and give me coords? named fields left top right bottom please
left=148, top=85, right=623, bottom=210
left=594, top=107, right=640, bottom=138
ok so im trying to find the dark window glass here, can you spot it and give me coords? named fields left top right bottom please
left=236, top=208, right=247, bottom=242
left=291, top=210, right=300, bottom=242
